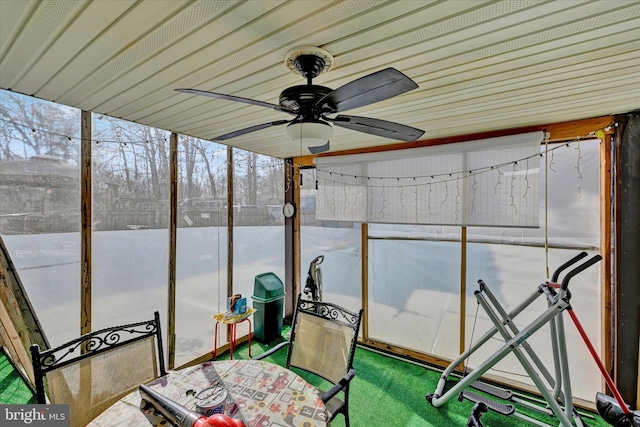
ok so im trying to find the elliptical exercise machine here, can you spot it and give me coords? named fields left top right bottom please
left=426, top=252, right=606, bottom=427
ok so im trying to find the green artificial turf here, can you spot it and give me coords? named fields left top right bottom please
left=216, top=331, right=609, bottom=427
left=0, top=348, right=37, bottom=404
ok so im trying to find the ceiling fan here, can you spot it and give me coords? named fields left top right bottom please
left=176, top=47, right=424, bottom=154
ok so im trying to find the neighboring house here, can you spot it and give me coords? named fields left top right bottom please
left=0, top=156, right=79, bottom=234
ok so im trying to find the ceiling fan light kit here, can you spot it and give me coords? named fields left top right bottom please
left=285, top=120, right=333, bottom=151
left=177, top=46, right=424, bottom=154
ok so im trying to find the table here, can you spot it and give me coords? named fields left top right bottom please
left=88, top=359, right=328, bottom=427
left=212, top=308, right=257, bottom=360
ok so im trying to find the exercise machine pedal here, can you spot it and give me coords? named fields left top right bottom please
left=459, top=391, right=515, bottom=416
left=471, top=381, right=512, bottom=400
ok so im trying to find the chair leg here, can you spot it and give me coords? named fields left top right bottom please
left=230, top=324, right=236, bottom=360
left=247, top=318, right=253, bottom=357
left=344, top=393, right=350, bottom=427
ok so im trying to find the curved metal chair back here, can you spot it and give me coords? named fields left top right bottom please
left=30, top=311, right=166, bottom=427
left=287, top=296, right=363, bottom=427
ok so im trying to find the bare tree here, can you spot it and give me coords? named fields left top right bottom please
left=259, top=156, right=285, bottom=201
left=0, top=92, right=78, bottom=161
left=195, top=139, right=225, bottom=200
left=181, top=135, right=197, bottom=200
left=247, top=151, right=258, bottom=205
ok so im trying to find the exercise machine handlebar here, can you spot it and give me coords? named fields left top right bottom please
left=551, top=251, right=588, bottom=282
left=560, top=254, right=602, bottom=291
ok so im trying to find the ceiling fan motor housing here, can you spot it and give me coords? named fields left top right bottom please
left=279, top=85, right=333, bottom=120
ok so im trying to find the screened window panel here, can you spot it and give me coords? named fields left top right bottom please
left=0, top=90, right=81, bottom=347
left=232, top=150, right=285, bottom=350
left=368, top=239, right=462, bottom=358
left=467, top=139, right=601, bottom=248
left=175, top=139, right=228, bottom=366
left=91, top=119, right=170, bottom=338
left=300, top=170, right=362, bottom=314
left=299, top=224, right=362, bottom=314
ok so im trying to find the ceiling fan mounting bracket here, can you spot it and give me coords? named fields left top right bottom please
left=284, top=46, right=334, bottom=79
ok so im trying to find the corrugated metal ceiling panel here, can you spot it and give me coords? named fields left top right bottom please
left=0, top=0, right=638, bottom=159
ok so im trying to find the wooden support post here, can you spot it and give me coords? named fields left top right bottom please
left=283, top=159, right=299, bottom=319
left=226, top=147, right=234, bottom=342
left=293, top=166, right=300, bottom=305
left=600, top=133, right=613, bottom=395
left=80, top=110, right=92, bottom=336
left=167, top=132, right=178, bottom=369
left=361, top=223, right=369, bottom=341
left=0, top=290, right=34, bottom=383
left=227, top=147, right=234, bottom=302
left=458, top=226, right=467, bottom=372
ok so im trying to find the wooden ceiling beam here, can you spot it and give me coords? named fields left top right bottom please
left=294, top=115, right=616, bottom=168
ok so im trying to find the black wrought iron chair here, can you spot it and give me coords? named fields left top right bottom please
left=30, top=311, right=166, bottom=427
left=253, top=295, right=363, bottom=427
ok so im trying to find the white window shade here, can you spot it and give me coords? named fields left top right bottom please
left=316, top=131, right=543, bottom=227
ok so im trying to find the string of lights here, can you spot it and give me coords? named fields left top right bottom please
left=311, top=136, right=600, bottom=190
left=2, top=116, right=609, bottom=192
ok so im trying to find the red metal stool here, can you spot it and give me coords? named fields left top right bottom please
left=212, top=308, right=256, bottom=360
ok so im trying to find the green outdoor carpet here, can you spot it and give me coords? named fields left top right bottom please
left=217, top=333, right=609, bottom=427
left=0, top=348, right=36, bottom=404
